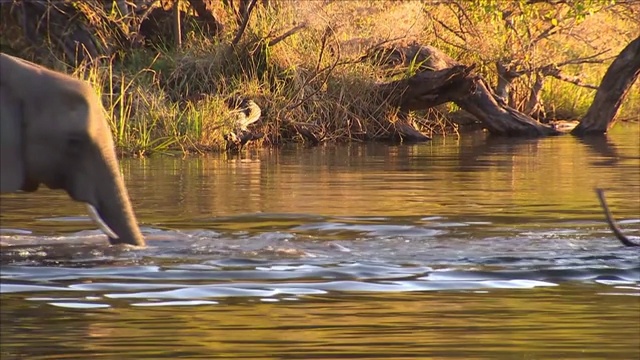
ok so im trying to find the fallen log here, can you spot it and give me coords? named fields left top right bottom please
left=389, top=117, right=432, bottom=142
left=370, top=42, right=560, bottom=137
left=456, top=78, right=560, bottom=137
left=378, top=64, right=477, bottom=111
left=372, top=60, right=476, bottom=141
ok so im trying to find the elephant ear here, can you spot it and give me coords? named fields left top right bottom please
left=0, top=85, right=26, bottom=192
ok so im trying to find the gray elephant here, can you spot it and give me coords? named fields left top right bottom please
left=0, top=53, right=145, bottom=247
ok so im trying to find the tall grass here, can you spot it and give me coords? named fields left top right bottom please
left=43, top=1, right=639, bottom=155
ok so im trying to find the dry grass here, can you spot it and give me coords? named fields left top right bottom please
left=5, top=0, right=637, bottom=155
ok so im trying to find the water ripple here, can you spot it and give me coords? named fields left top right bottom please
left=2, top=215, right=639, bottom=308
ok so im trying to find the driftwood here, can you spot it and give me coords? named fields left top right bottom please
left=370, top=43, right=559, bottom=137
left=372, top=38, right=640, bottom=137
left=371, top=58, right=477, bottom=142
left=595, top=188, right=639, bottom=247
left=572, top=36, right=640, bottom=136
left=456, top=78, right=559, bottom=136
left=388, top=117, right=432, bottom=142
left=285, top=122, right=323, bottom=145
left=379, top=64, right=477, bottom=111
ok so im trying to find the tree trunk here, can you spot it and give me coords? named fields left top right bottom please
left=572, top=35, right=640, bottom=136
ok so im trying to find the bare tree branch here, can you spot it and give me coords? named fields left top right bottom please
left=286, top=26, right=343, bottom=112
left=554, top=49, right=611, bottom=67
left=268, top=22, right=307, bottom=47
left=231, top=0, right=258, bottom=46
left=596, top=188, right=639, bottom=247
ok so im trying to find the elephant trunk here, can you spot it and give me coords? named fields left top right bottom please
left=88, top=156, right=146, bottom=247
left=94, top=179, right=145, bottom=247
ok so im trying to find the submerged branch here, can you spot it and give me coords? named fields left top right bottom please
left=595, top=188, right=639, bottom=247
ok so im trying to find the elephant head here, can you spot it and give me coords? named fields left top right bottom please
left=0, top=53, right=145, bottom=247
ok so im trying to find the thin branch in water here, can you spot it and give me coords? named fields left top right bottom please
left=595, top=188, right=639, bottom=247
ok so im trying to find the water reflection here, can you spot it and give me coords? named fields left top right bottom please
left=2, top=128, right=639, bottom=229
left=1, top=126, right=639, bottom=359
left=1, top=287, right=638, bottom=359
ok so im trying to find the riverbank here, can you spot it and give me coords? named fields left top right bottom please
left=1, top=1, right=638, bottom=156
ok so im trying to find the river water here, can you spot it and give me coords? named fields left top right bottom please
left=1, top=126, right=639, bottom=359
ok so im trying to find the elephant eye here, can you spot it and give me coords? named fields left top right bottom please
left=66, top=134, right=88, bottom=153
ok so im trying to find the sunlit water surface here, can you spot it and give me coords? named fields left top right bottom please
left=1, top=127, right=639, bottom=359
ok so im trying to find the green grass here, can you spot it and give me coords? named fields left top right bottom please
left=5, top=1, right=637, bottom=155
